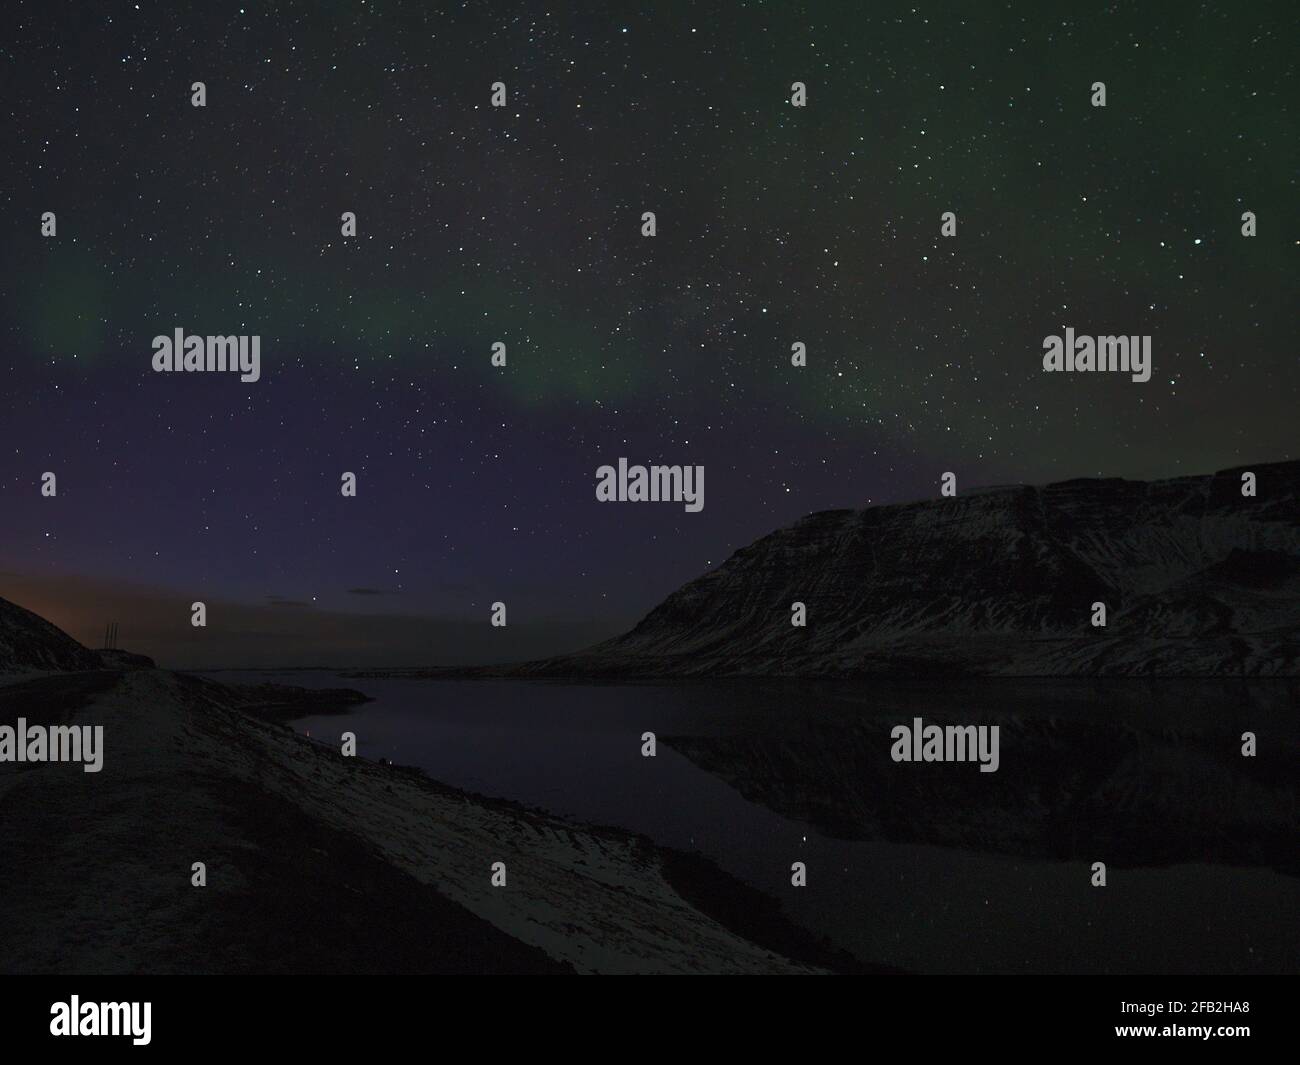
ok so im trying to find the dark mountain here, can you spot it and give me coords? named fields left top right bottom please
left=523, top=460, right=1300, bottom=678
left=0, top=595, right=101, bottom=674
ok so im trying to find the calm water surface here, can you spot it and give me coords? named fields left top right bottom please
left=211, top=672, right=1299, bottom=974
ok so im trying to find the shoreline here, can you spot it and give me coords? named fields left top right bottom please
left=1, top=666, right=868, bottom=974
left=239, top=677, right=890, bottom=974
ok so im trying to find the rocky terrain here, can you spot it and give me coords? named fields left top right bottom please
left=0, top=594, right=850, bottom=974
left=0, top=596, right=102, bottom=675
left=461, top=460, right=1298, bottom=679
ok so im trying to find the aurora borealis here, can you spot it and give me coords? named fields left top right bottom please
left=2, top=2, right=1294, bottom=666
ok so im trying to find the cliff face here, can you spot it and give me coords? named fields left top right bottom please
left=535, top=460, right=1300, bottom=677
left=0, top=596, right=101, bottom=674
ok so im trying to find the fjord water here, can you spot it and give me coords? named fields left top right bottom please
left=228, top=672, right=1298, bottom=974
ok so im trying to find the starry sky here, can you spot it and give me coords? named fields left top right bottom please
left=1, top=2, right=1295, bottom=667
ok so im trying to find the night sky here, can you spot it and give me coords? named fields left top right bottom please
left=2, top=2, right=1294, bottom=667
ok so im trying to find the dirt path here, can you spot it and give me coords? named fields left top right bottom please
left=0, top=671, right=566, bottom=973
left=1, top=669, right=828, bottom=974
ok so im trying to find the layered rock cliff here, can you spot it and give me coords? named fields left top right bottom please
left=528, top=460, right=1300, bottom=677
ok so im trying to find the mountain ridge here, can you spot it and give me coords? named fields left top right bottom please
left=0, top=596, right=102, bottom=675
left=501, top=459, right=1300, bottom=678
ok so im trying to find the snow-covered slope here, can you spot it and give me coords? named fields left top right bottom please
left=0, top=596, right=100, bottom=675
left=530, top=460, right=1300, bottom=677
